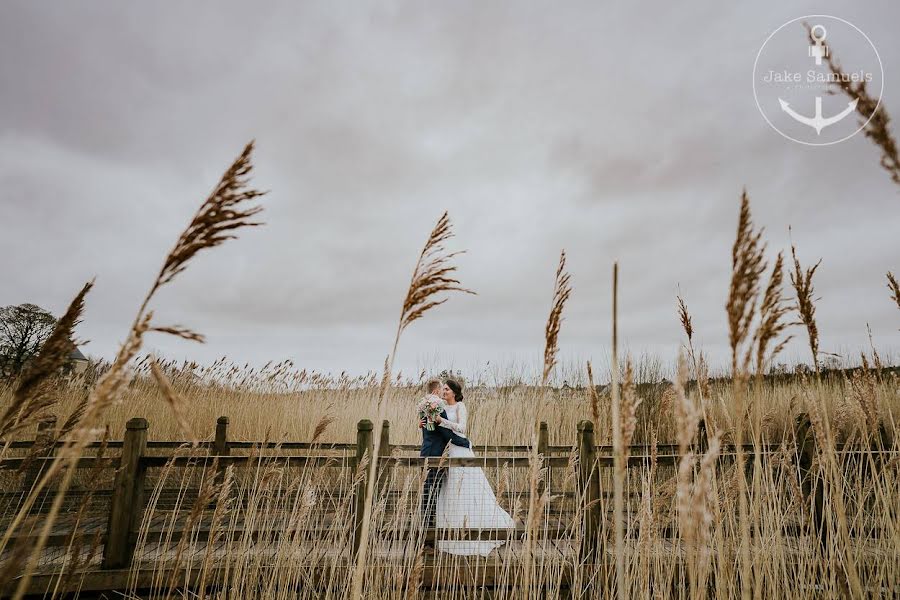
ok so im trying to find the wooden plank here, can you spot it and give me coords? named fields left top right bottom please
left=128, top=452, right=787, bottom=471
left=127, top=524, right=569, bottom=545
left=0, top=456, right=116, bottom=470
left=224, top=441, right=356, bottom=450
left=4, top=561, right=577, bottom=596
left=3, top=437, right=893, bottom=454
left=3, top=518, right=887, bottom=553
left=139, top=455, right=352, bottom=468
left=0, top=450, right=803, bottom=471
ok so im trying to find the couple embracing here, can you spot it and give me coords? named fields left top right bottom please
left=418, top=378, right=516, bottom=555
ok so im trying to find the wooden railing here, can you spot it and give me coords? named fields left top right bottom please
left=0, top=413, right=893, bottom=596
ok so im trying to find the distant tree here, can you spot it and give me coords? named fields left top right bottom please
left=768, top=362, right=790, bottom=377
left=0, top=303, right=57, bottom=379
left=439, top=369, right=464, bottom=383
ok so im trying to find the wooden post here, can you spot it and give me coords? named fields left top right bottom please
left=213, top=416, right=230, bottom=487
left=23, top=416, right=57, bottom=491
left=794, top=413, right=826, bottom=550
left=577, top=420, right=601, bottom=562
left=377, top=420, right=392, bottom=493
left=352, top=419, right=374, bottom=558
left=537, top=422, right=549, bottom=456
left=538, top=422, right=550, bottom=494
left=103, top=417, right=148, bottom=569
left=214, top=416, right=230, bottom=457
left=36, top=415, right=57, bottom=441
left=696, top=418, right=709, bottom=455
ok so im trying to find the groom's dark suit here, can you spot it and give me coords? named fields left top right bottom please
left=420, top=410, right=470, bottom=531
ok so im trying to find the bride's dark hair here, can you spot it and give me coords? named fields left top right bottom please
left=444, top=378, right=464, bottom=402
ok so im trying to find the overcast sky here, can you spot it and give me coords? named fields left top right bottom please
left=1, top=1, right=898, bottom=380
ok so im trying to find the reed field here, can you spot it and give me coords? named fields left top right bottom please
left=2, top=356, right=898, bottom=449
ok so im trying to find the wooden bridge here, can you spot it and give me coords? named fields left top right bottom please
left=0, top=415, right=894, bottom=597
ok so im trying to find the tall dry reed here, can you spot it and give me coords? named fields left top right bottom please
left=789, top=241, right=822, bottom=374
left=887, top=272, right=900, bottom=312
left=350, top=211, right=473, bottom=600
left=807, top=22, right=900, bottom=184
left=2, top=142, right=265, bottom=600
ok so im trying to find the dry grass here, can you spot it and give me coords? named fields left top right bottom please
left=3, top=361, right=896, bottom=447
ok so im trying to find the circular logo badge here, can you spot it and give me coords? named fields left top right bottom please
left=753, top=15, right=883, bottom=146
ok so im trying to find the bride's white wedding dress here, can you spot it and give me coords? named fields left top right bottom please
left=435, top=402, right=516, bottom=556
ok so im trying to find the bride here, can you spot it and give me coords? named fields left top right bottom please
left=433, top=379, right=516, bottom=556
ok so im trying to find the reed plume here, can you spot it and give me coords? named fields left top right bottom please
left=397, top=211, right=474, bottom=337
left=887, top=272, right=900, bottom=311
left=541, top=250, right=572, bottom=386
left=585, top=360, right=601, bottom=435
left=677, top=292, right=694, bottom=347
left=789, top=241, right=822, bottom=374
left=754, top=252, right=793, bottom=377
left=677, top=293, right=697, bottom=371
left=807, top=23, right=900, bottom=185
left=676, top=291, right=711, bottom=418
left=0, top=280, right=92, bottom=438
left=153, top=142, right=264, bottom=294
left=726, top=190, right=767, bottom=376
left=311, top=413, right=336, bottom=443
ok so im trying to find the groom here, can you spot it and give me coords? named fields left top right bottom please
left=419, top=379, right=470, bottom=543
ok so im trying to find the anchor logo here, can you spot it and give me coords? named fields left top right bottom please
left=777, top=25, right=857, bottom=135
left=778, top=97, right=858, bottom=135
left=753, top=15, right=883, bottom=146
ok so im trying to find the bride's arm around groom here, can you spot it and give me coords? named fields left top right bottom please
left=438, top=403, right=468, bottom=437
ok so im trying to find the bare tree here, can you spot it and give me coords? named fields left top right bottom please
left=0, top=304, right=56, bottom=379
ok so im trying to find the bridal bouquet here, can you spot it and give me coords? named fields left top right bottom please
left=416, top=395, right=443, bottom=431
